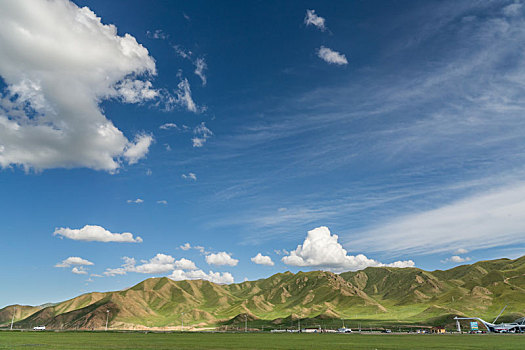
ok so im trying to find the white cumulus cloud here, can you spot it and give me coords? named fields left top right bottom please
left=123, top=134, right=154, bottom=165
left=104, top=256, right=136, bottom=276
left=72, top=266, right=88, bottom=275
left=116, top=79, right=158, bottom=103
left=180, top=242, right=191, bottom=250
left=54, top=224, right=143, bottom=243
left=0, top=0, right=157, bottom=172
left=451, top=255, right=471, bottom=263
left=441, top=255, right=471, bottom=264
left=251, top=253, right=274, bottom=266
left=174, top=258, right=198, bottom=270
left=304, top=9, right=327, bottom=31
left=55, top=256, right=94, bottom=268
left=133, top=254, right=176, bottom=274
left=205, top=252, right=239, bottom=266
left=317, top=46, right=348, bottom=65
left=169, top=269, right=234, bottom=284
left=282, top=226, right=415, bottom=272
left=104, top=254, right=200, bottom=276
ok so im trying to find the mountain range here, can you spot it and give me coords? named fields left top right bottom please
left=1, top=256, right=523, bottom=330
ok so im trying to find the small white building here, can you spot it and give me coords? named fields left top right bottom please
left=302, top=328, right=320, bottom=333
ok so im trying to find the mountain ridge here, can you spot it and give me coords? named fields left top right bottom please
left=1, top=256, right=523, bottom=330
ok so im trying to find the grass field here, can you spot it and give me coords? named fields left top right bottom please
left=0, top=331, right=523, bottom=350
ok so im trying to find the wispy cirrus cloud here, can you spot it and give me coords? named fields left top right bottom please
left=127, top=198, right=144, bottom=204
left=159, top=123, right=178, bottom=130
left=146, top=29, right=168, bottom=40
left=194, top=58, right=207, bottom=86
left=165, top=76, right=200, bottom=113
left=304, top=9, right=327, bottom=31
left=182, top=172, right=197, bottom=181
left=173, top=45, right=208, bottom=85
left=192, top=1, right=525, bottom=260
left=350, top=182, right=525, bottom=257
left=192, top=122, right=213, bottom=147
left=502, top=3, right=522, bottom=17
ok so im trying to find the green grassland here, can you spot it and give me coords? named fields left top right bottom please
left=0, top=331, right=524, bottom=350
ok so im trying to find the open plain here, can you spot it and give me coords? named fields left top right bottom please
left=0, top=332, right=524, bottom=350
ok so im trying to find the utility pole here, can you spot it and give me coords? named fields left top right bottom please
left=10, top=306, right=16, bottom=330
left=105, top=310, right=109, bottom=331
left=244, top=314, right=247, bottom=332
left=181, top=312, right=184, bottom=332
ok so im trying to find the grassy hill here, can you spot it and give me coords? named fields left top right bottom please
left=0, top=305, right=42, bottom=326
left=340, top=255, right=525, bottom=327
left=2, top=256, right=523, bottom=330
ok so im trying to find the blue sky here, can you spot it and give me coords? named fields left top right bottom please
left=1, top=0, right=525, bottom=307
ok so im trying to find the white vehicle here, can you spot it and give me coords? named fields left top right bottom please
left=337, top=327, right=352, bottom=333
left=33, top=326, right=46, bottom=331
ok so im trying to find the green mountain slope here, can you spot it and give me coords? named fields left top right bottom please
left=3, top=256, right=524, bottom=330
left=340, top=256, right=525, bottom=324
left=0, top=305, right=41, bottom=326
